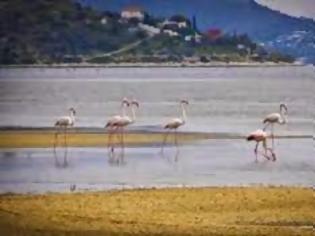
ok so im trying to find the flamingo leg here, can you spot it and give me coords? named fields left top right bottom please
left=53, top=127, right=61, bottom=150
left=120, top=127, right=125, bottom=164
left=161, top=129, right=170, bottom=154
left=173, top=129, right=179, bottom=162
left=254, top=142, right=259, bottom=163
left=107, top=127, right=116, bottom=156
left=53, top=127, right=61, bottom=167
left=174, top=128, right=178, bottom=148
left=271, top=124, right=275, bottom=150
left=267, top=148, right=276, bottom=161
left=261, top=139, right=271, bottom=161
left=63, top=127, right=68, bottom=167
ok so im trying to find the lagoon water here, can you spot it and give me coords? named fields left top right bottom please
left=0, top=66, right=314, bottom=193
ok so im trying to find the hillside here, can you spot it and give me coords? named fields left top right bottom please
left=79, top=0, right=315, bottom=63
left=0, top=0, right=146, bottom=64
left=0, top=0, right=294, bottom=64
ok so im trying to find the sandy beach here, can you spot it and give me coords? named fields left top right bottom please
left=0, top=187, right=314, bottom=236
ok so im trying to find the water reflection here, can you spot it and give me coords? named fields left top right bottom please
left=0, top=138, right=314, bottom=194
left=159, top=147, right=180, bottom=164
left=53, top=131, right=69, bottom=168
left=53, top=147, right=68, bottom=168
left=107, top=130, right=126, bottom=166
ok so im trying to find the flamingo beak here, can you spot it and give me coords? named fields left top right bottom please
left=181, top=100, right=189, bottom=105
left=280, top=103, right=288, bottom=113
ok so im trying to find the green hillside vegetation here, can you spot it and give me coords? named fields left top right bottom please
left=0, top=0, right=145, bottom=64
left=0, top=0, right=294, bottom=64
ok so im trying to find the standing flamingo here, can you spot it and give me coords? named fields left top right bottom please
left=161, top=100, right=189, bottom=153
left=247, top=129, right=276, bottom=162
left=263, top=103, right=288, bottom=149
left=53, top=107, right=76, bottom=166
left=119, top=99, right=139, bottom=154
left=105, top=98, right=129, bottom=154
left=105, top=98, right=139, bottom=159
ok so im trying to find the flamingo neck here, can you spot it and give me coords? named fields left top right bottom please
left=181, top=104, right=187, bottom=123
left=280, top=108, right=287, bottom=124
left=69, top=111, right=75, bottom=123
left=130, top=105, right=136, bottom=123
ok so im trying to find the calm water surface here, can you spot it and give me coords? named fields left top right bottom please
left=0, top=66, right=314, bottom=193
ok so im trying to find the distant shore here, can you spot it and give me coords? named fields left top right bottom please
left=0, top=61, right=306, bottom=69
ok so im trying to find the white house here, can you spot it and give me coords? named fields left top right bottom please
left=138, top=23, right=160, bottom=36
left=177, top=21, right=187, bottom=28
left=185, top=33, right=202, bottom=43
left=121, top=6, right=144, bottom=21
left=163, top=29, right=179, bottom=37
left=162, top=20, right=187, bottom=28
left=100, top=17, right=107, bottom=25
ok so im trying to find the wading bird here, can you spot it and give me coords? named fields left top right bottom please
left=119, top=99, right=139, bottom=153
left=53, top=107, right=76, bottom=166
left=106, top=98, right=130, bottom=154
left=247, top=129, right=276, bottom=162
left=263, top=103, right=288, bottom=149
left=161, top=100, right=189, bottom=153
left=106, top=99, right=139, bottom=159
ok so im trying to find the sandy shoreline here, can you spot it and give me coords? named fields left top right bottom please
left=0, top=186, right=314, bottom=236
left=0, top=61, right=305, bottom=69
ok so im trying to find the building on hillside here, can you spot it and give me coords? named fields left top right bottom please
left=121, top=6, right=145, bottom=21
left=100, top=17, right=108, bottom=25
left=138, top=23, right=161, bottom=36
left=206, top=28, right=223, bottom=41
left=162, top=20, right=187, bottom=29
left=163, top=29, right=179, bottom=37
left=184, top=33, right=202, bottom=43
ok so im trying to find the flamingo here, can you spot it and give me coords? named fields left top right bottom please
left=53, top=107, right=76, bottom=166
left=263, top=103, right=288, bottom=149
left=119, top=99, right=139, bottom=154
left=105, top=98, right=139, bottom=157
left=105, top=98, right=130, bottom=154
left=247, top=129, right=276, bottom=162
left=161, top=100, right=189, bottom=153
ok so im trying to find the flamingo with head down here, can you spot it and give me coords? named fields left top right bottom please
left=247, top=128, right=276, bottom=162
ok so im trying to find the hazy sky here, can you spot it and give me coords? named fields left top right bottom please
left=255, top=0, right=315, bottom=19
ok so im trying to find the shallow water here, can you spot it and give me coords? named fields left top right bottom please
left=0, top=139, right=314, bottom=194
left=0, top=66, right=314, bottom=134
left=0, top=66, right=314, bottom=193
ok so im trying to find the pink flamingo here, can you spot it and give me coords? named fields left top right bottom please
left=105, top=98, right=129, bottom=154
left=54, top=107, right=76, bottom=148
left=105, top=98, right=139, bottom=157
left=263, top=103, right=288, bottom=149
left=53, top=107, right=76, bottom=167
left=161, top=100, right=189, bottom=153
left=247, top=129, right=276, bottom=162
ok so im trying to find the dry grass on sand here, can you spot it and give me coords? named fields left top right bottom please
left=0, top=187, right=314, bottom=235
